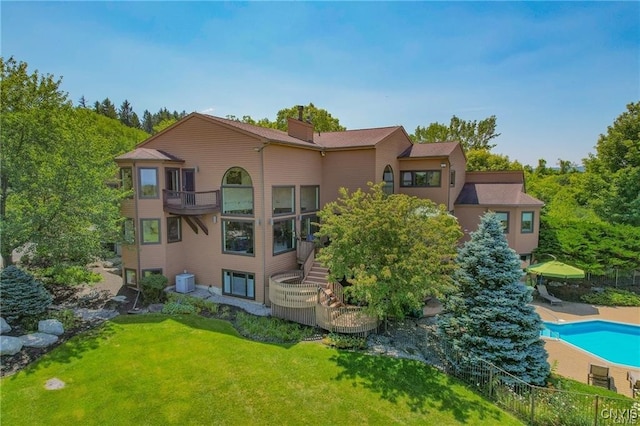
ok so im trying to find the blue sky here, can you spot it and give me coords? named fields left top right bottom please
left=2, top=1, right=638, bottom=166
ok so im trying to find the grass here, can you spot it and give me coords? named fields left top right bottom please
left=1, top=314, right=522, bottom=425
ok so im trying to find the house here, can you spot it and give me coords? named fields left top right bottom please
left=115, top=110, right=543, bottom=318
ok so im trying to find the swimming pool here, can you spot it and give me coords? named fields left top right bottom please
left=541, top=320, right=640, bottom=368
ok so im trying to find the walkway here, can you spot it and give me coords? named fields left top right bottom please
left=533, top=301, right=640, bottom=398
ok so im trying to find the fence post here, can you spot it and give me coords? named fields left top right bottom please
left=530, top=387, right=535, bottom=425
left=594, top=395, right=599, bottom=426
left=615, top=269, right=619, bottom=287
left=489, top=367, right=494, bottom=398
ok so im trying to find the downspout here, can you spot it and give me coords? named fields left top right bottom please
left=133, top=161, right=142, bottom=296
left=259, top=143, right=268, bottom=306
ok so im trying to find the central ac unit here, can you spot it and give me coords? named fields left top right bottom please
left=175, top=273, right=195, bottom=293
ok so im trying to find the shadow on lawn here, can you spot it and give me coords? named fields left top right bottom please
left=329, top=351, right=507, bottom=424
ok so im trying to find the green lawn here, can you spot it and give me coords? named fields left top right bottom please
left=1, top=314, right=522, bottom=425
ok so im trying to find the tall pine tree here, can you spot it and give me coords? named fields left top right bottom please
left=437, top=212, right=550, bottom=385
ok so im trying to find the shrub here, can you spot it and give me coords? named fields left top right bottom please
left=140, top=274, right=168, bottom=304
left=166, top=293, right=218, bottom=314
left=322, top=333, right=367, bottom=350
left=235, top=312, right=316, bottom=343
left=0, top=265, right=53, bottom=318
left=21, top=308, right=79, bottom=333
left=581, top=288, right=640, bottom=306
left=38, top=265, right=102, bottom=286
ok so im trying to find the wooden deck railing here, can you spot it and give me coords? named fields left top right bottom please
left=297, top=240, right=315, bottom=264
left=162, top=189, right=220, bottom=215
left=315, top=305, right=378, bottom=336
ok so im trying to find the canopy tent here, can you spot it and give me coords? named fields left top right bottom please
left=525, top=260, right=585, bottom=279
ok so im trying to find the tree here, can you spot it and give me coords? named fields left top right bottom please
left=78, top=95, right=88, bottom=108
left=97, top=97, right=117, bottom=119
left=118, top=99, right=135, bottom=127
left=0, top=265, right=52, bottom=318
left=153, top=118, right=177, bottom=134
left=412, top=115, right=500, bottom=151
left=273, top=103, right=346, bottom=132
left=466, top=149, right=522, bottom=171
left=1, top=57, right=144, bottom=269
left=437, top=212, right=550, bottom=385
left=315, top=183, right=462, bottom=321
left=142, top=109, right=154, bottom=133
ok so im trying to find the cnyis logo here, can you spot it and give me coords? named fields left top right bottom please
left=600, top=408, right=638, bottom=424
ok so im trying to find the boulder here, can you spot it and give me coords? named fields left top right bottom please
left=0, top=335, right=23, bottom=355
left=20, top=332, right=58, bottom=348
left=0, top=317, right=11, bottom=334
left=38, top=319, right=64, bottom=336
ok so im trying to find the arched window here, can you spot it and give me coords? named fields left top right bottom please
left=382, top=165, right=394, bottom=195
left=222, top=167, right=253, bottom=215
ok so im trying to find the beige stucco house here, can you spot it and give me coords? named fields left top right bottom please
left=115, top=111, right=543, bottom=314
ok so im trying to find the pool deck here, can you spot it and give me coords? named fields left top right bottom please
left=533, top=301, right=640, bottom=398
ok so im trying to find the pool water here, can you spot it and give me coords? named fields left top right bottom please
left=542, top=320, right=640, bottom=368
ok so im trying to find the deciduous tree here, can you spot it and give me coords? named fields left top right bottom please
left=413, top=115, right=500, bottom=151
left=316, top=183, right=462, bottom=321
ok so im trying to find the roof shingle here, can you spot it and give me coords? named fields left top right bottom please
left=399, top=141, right=460, bottom=158
left=455, top=183, right=544, bottom=206
left=115, top=148, right=184, bottom=161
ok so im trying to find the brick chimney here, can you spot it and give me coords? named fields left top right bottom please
left=287, top=105, right=314, bottom=142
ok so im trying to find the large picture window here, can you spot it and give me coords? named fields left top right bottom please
left=139, top=168, right=159, bottom=198
left=125, top=269, right=137, bottom=287
left=495, top=212, right=510, bottom=233
left=223, top=270, right=255, bottom=299
left=223, top=220, right=254, bottom=255
left=222, top=167, right=253, bottom=215
left=167, top=217, right=181, bottom=243
left=521, top=211, right=534, bottom=233
left=301, top=214, right=319, bottom=242
left=400, top=170, right=441, bottom=187
left=141, top=219, right=161, bottom=244
left=273, top=219, right=295, bottom=255
left=301, top=185, right=319, bottom=212
left=272, top=186, right=294, bottom=215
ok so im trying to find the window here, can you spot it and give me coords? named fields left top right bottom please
left=223, top=220, right=254, bottom=255
left=222, top=167, right=253, bottom=215
left=141, top=219, right=161, bottom=244
left=125, top=269, right=137, bottom=286
left=122, top=218, right=135, bottom=244
left=223, top=270, right=255, bottom=299
left=521, top=211, right=534, bottom=233
left=142, top=269, right=163, bottom=278
left=382, top=165, right=394, bottom=195
left=400, top=170, right=441, bottom=187
left=273, top=218, right=295, bottom=255
left=139, top=168, right=159, bottom=198
left=301, top=185, right=319, bottom=212
left=120, top=167, right=133, bottom=193
left=450, top=170, right=456, bottom=187
left=301, top=214, right=319, bottom=241
left=495, top=212, right=510, bottom=233
left=165, top=168, right=180, bottom=193
left=167, top=217, right=181, bottom=243
left=272, top=186, right=294, bottom=215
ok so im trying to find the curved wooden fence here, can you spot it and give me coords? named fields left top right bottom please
left=269, top=271, right=379, bottom=335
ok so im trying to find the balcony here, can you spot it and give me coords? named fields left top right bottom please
left=163, top=189, right=220, bottom=215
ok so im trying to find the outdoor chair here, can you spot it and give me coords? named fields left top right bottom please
left=536, top=284, right=563, bottom=305
left=628, top=370, right=640, bottom=397
left=588, top=364, right=613, bottom=390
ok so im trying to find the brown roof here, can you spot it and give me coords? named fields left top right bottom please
left=115, top=148, right=184, bottom=162
left=399, top=141, right=460, bottom=158
left=314, top=126, right=401, bottom=148
left=201, top=114, right=318, bottom=148
left=455, top=183, right=544, bottom=206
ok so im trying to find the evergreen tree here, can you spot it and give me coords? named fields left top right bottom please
left=99, top=97, right=117, bottom=119
left=0, top=265, right=52, bottom=318
left=142, top=109, right=154, bottom=133
left=437, top=212, right=550, bottom=385
left=118, top=99, right=134, bottom=127
left=78, top=95, right=88, bottom=108
left=130, top=111, right=141, bottom=129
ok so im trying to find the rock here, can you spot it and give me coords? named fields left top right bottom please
left=45, top=378, right=66, bottom=390
left=20, top=332, right=59, bottom=348
left=38, top=319, right=64, bottom=336
left=148, top=304, right=164, bottom=313
left=110, top=295, right=128, bottom=303
left=0, top=317, right=11, bottom=334
left=74, top=308, right=119, bottom=321
left=0, top=335, right=23, bottom=355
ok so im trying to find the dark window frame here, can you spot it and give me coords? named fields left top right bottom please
left=450, top=170, right=456, bottom=187
left=167, top=216, right=182, bottom=243
left=300, top=185, right=320, bottom=212
left=300, top=214, right=319, bottom=242
left=399, top=170, right=442, bottom=187
left=124, top=268, right=137, bottom=287
left=521, top=211, right=534, bottom=234
left=122, top=217, right=135, bottom=245
left=495, top=211, right=510, bottom=234
left=222, top=219, right=255, bottom=256
left=142, top=269, right=163, bottom=278
left=382, top=165, right=394, bottom=195
left=120, top=167, right=133, bottom=195
left=140, top=218, right=161, bottom=244
left=272, top=185, right=295, bottom=216
left=273, top=218, right=296, bottom=255
left=221, top=167, right=254, bottom=216
left=138, top=167, right=159, bottom=199
left=222, top=269, right=255, bottom=300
